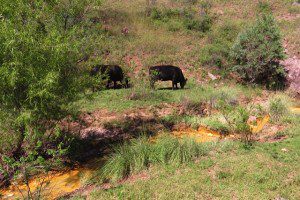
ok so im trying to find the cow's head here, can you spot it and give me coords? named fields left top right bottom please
left=180, top=78, right=188, bottom=88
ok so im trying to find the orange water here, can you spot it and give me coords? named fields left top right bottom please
left=290, top=106, right=300, bottom=114
left=172, top=127, right=224, bottom=143
left=0, top=162, right=99, bottom=200
left=171, top=115, right=270, bottom=142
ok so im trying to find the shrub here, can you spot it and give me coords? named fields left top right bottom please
left=127, top=75, right=167, bottom=101
left=184, top=1, right=213, bottom=32
left=231, top=13, right=286, bottom=89
left=229, top=107, right=253, bottom=144
left=184, top=16, right=212, bottom=32
left=218, top=104, right=253, bottom=144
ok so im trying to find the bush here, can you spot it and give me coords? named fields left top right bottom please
left=231, top=13, right=286, bottom=89
left=218, top=103, right=253, bottom=144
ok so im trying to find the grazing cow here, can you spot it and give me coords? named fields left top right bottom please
left=149, top=65, right=187, bottom=90
left=90, top=65, right=129, bottom=90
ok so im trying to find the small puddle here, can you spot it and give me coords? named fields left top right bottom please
left=172, top=127, right=226, bottom=143
left=0, top=159, right=103, bottom=200
left=290, top=106, right=300, bottom=115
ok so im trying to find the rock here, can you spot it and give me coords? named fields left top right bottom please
left=281, top=56, right=300, bottom=94
left=275, top=197, right=287, bottom=200
left=80, top=127, right=121, bottom=141
left=208, top=73, right=218, bottom=81
left=292, top=1, right=300, bottom=6
left=247, top=116, right=257, bottom=124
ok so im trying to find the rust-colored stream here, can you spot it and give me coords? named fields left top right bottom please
left=172, top=127, right=228, bottom=143
left=0, top=159, right=102, bottom=200
left=290, top=106, right=300, bottom=115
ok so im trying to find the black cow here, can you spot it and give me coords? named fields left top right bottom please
left=90, top=65, right=129, bottom=90
left=149, top=65, right=187, bottom=90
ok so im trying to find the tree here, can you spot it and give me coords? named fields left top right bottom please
left=231, top=13, right=286, bottom=89
left=0, top=0, right=102, bottom=186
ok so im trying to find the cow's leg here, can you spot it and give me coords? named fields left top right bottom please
left=122, top=78, right=128, bottom=88
left=106, top=80, right=110, bottom=89
left=125, top=79, right=129, bottom=88
left=150, top=79, right=155, bottom=89
left=175, top=83, right=178, bottom=89
left=113, top=81, right=117, bottom=89
left=172, top=74, right=177, bottom=90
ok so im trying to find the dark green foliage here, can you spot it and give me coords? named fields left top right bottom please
left=184, top=15, right=212, bottom=32
left=231, top=13, right=286, bottom=89
left=0, top=0, right=102, bottom=182
left=257, top=1, right=272, bottom=13
left=150, top=5, right=213, bottom=33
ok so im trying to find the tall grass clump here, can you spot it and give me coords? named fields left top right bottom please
left=127, top=74, right=167, bottom=102
left=100, top=135, right=210, bottom=182
left=268, top=97, right=289, bottom=123
left=101, top=136, right=151, bottom=182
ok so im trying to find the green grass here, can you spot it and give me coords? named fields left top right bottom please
left=75, top=82, right=262, bottom=112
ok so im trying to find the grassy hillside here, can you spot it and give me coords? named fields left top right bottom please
left=91, top=0, right=299, bottom=75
